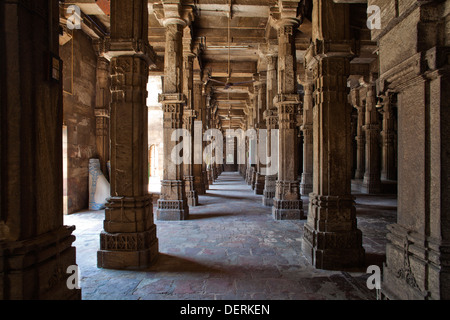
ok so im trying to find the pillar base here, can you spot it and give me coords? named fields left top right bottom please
left=98, top=226, right=159, bottom=269
left=354, top=170, right=365, bottom=180
left=302, top=193, right=365, bottom=270
left=195, top=181, right=206, bottom=195
left=207, top=169, right=214, bottom=186
left=272, top=199, right=304, bottom=220
left=254, top=173, right=265, bottom=195
left=202, top=171, right=209, bottom=190
left=251, top=169, right=257, bottom=190
left=361, top=175, right=381, bottom=194
left=156, top=199, right=189, bottom=220
left=263, top=191, right=275, bottom=206
left=300, top=173, right=312, bottom=195
left=0, top=226, right=81, bottom=300
left=302, top=225, right=365, bottom=270
left=187, top=191, right=199, bottom=207
left=184, top=176, right=199, bottom=206
left=262, top=175, right=277, bottom=206
left=246, top=167, right=253, bottom=185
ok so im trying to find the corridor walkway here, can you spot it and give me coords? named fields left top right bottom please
left=65, top=172, right=396, bottom=300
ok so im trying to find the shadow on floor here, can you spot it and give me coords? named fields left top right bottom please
left=188, top=213, right=231, bottom=220
left=147, top=254, right=224, bottom=274
left=355, top=203, right=397, bottom=211
left=204, top=192, right=259, bottom=201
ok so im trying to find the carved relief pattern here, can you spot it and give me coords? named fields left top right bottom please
left=396, top=237, right=420, bottom=290
left=100, top=229, right=157, bottom=251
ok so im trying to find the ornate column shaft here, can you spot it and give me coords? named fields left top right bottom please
left=193, top=77, right=206, bottom=195
left=156, top=18, right=190, bottom=220
left=250, top=94, right=258, bottom=190
left=182, top=27, right=198, bottom=207
left=272, top=19, right=303, bottom=220
left=98, top=0, right=159, bottom=269
left=95, top=57, right=111, bottom=177
left=351, top=88, right=366, bottom=180
left=378, top=95, right=397, bottom=181
left=362, top=82, right=381, bottom=193
left=300, top=79, right=313, bottom=195
left=202, top=88, right=210, bottom=191
left=263, top=55, right=278, bottom=206
left=255, top=79, right=267, bottom=195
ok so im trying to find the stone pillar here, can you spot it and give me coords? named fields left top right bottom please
left=95, top=57, right=111, bottom=177
left=300, top=79, right=313, bottom=195
left=193, top=77, right=206, bottom=195
left=378, top=94, right=397, bottom=181
left=247, top=95, right=257, bottom=189
left=263, top=54, right=278, bottom=206
left=302, top=0, right=364, bottom=269
left=182, top=27, right=198, bottom=207
left=156, top=13, right=190, bottom=220
left=205, top=94, right=215, bottom=186
left=272, top=18, right=303, bottom=220
left=351, top=88, right=366, bottom=180
left=0, top=0, right=80, bottom=299
left=361, top=82, right=381, bottom=193
left=255, top=79, right=267, bottom=195
left=368, top=0, right=450, bottom=300
left=202, top=87, right=210, bottom=191
left=98, top=0, right=159, bottom=269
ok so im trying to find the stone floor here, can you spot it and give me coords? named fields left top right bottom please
left=64, top=172, right=397, bottom=300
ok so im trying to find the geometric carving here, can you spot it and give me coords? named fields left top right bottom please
left=100, top=227, right=157, bottom=252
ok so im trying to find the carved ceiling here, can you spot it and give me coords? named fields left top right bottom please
left=62, top=0, right=376, bottom=129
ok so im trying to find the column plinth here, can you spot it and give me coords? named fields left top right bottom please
left=302, top=194, right=365, bottom=270
left=157, top=180, right=189, bottom=220
left=255, top=172, right=265, bottom=195
left=272, top=180, right=304, bottom=220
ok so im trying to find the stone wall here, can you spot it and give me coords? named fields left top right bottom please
left=61, top=30, right=98, bottom=214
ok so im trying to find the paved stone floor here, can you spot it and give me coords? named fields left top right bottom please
left=65, top=172, right=397, bottom=300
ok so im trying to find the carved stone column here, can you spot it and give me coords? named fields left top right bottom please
left=272, top=19, right=303, bottom=220
left=302, top=0, right=364, bottom=270
left=182, top=27, right=198, bottom=207
left=95, top=57, right=111, bottom=177
left=97, top=0, right=159, bottom=269
left=205, top=93, right=214, bottom=186
left=202, top=88, right=210, bottom=191
left=255, top=79, right=267, bottom=195
left=193, top=77, right=206, bottom=195
left=156, top=15, right=190, bottom=220
left=263, top=54, right=278, bottom=206
left=378, top=95, right=397, bottom=181
left=300, top=79, right=313, bottom=195
left=361, top=82, right=381, bottom=193
left=302, top=53, right=365, bottom=269
left=0, top=0, right=80, bottom=299
left=351, top=88, right=366, bottom=180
